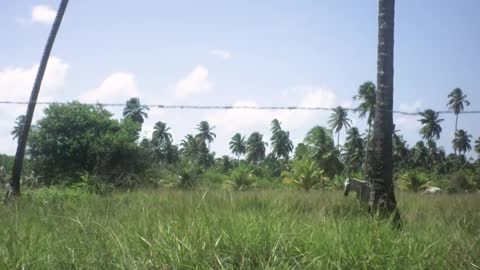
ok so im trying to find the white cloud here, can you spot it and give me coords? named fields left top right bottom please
left=79, top=72, right=140, bottom=103
left=395, top=100, right=422, bottom=132
left=0, top=57, right=69, bottom=101
left=175, top=65, right=213, bottom=98
left=0, top=57, right=68, bottom=154
left=207, top=87, right=337, bottom=134
left=31, top=5, right=56, bottom=25
left=209, top=49, right=232, bottom=60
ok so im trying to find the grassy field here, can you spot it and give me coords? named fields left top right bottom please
left=0, top=189, right=479, bottom=269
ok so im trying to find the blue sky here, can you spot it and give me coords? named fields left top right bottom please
left=1, top=0, right=479, bottom=158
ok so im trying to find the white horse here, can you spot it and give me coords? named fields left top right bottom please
left=344, top=177, right=370, bottom=203
left=422, top=187, right=442, bottom=195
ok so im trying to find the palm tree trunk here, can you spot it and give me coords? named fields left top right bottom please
left=455, top=114, right=458, bottom=133
left=363, top=124, right=372, bottom=178
left=368, top=0, right=400, bottom=224
left=8, top=0, right=69, bottom=197
left=337, top=132, right=340, bottom=150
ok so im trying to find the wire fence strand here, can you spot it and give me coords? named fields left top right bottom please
left=1, top=100, right=479, bottom=116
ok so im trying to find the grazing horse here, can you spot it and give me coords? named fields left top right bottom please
left=422, top=187, right=442, bottom=195
left=344, top=178, right=370, bottom=203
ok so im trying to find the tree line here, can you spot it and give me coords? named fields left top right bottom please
left=1, top=85, right=477, bottom=193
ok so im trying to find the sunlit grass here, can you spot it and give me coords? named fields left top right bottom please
left=0, top=189, right=479, bottom=269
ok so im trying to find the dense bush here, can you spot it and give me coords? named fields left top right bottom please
left=28, top=102, right=148, bottom=186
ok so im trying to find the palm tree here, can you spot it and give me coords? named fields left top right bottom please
left=413, top=141, right=428, bottom=168
left=368, top=0, right=399, bottom=220
left=11, top=115, right=26, bottom=142
left=229, top=133, right=246, bottom=161
left=418, top=109, right=444, bottom=141
left=354, top=81, right=376, bottom=128
left=246, top=132, right=267, bottom=164
left=195, top=121, right=216, bottom=146
left=270, top=119, right=294, bottom=161
left=452, top=129, right=472, bottom=156
left=328, top=106, right=352, bottom=148
left=353, top=82, right=376, bottom=176
left=9, top=0, right=69, bottom=197
left=475, top=137, right=480, bottom=159
left=123, top=97, right=149, bottom=124
left=447, top=88, right=470, bottom=132
left=304, top=126, right=335, bottom=151
left=341, top=127, right=364, bottom=173
left=152, top=121, right=172, bottom=147
left=180, top=134, right=199, bottom=160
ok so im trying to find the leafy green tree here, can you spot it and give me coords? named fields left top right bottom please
left=246, top=132, right=267, bottom=164
left=452, top=129, right=472, bottom=156
left=368, top=0, right=399, bottom=219
left=11, top=115, right=26, bottom=142
left=341, top=127, right=364, bottom=173
left=418, top=109, right=444, bottom=141
left=123, top=97, right=149, bottom=124
left=270, top=119, right=293, bottom=161
left=28, top=102, right=146, bottom=186
left=196, top=121, right=216, bottom=146
left=229, top=133, right=246, bottom=161
left=328, top=106, right=352, bottom=148
left=447, top=88, right=470, bottom=132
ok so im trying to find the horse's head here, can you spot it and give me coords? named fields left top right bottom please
left=344, top=178, right=351, bottom=196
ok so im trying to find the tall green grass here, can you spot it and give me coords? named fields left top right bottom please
left=0, top=189, right=479, bottom=269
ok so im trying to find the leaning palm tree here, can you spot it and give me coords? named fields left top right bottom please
left=9, top=0, right=69, bottom=197
left=353, top=81, right=376, bottom=175
left=354, top=81, right=376, bottom=129
left=270, top=119, right=293, bottom=161
left=368, top=0, right=400, bottom=221
left=246, top=132, right=267, bottom=164
left=418, top=109, right=444, bottom=141
left=452, top=129, right=472, bottom=156
left=11, top=115, right=26, bottom=142
left=447, top=88, right=470, bottom=132
left=475, top=137, right=480, bottom=159
left=123, top=97, right=149, bottom=124
left=328, top=106, right=352, bottom=148
left=229, top=133, right=246, bottom=161
left=195, top=121, right=216, bottom=147
left=152, top=121, right=172, bottom=147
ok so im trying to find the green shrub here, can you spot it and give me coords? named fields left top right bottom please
left=447, top=171, right=475, bottom=193
left=176, top=163, right=202, bottom=189
left=227, top=166, right=256, bottom=191
left=398, top=171, right=429, bottom=192
left=283, top=160, right=326, bottom=191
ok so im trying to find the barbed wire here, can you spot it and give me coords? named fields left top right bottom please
left=0, top=100, right=479, bottom=116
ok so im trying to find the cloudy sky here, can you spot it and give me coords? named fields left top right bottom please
left=1, top=0, right=479, bottom=158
